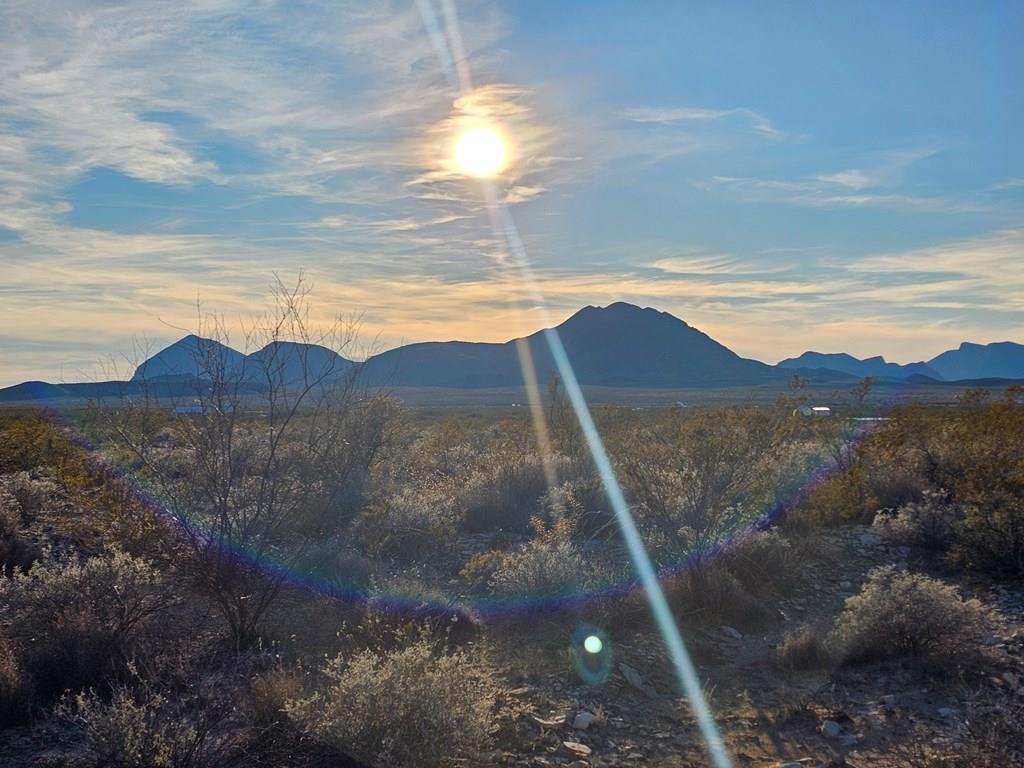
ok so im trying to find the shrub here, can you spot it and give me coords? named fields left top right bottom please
left=0, top=471, right=64, bottom=523
left=775, top=626, right=832, bottom=671
left=830, top=566, right=993, bottom=664
left=250, top=666, right=306, bottom=725
left=0, top=629, right=28, bottom=726
left=0, top=485, right=20, bottom=538
left=361, top=484, right=460, bottom=562
left=802, top=465, right=876, bottom=523
left=286, top=640, right=499, bottom=768
left=58, top=684, right=211, bottom=768
left=488, top=539, right=587, bottom=602
left=0, top=551, right=170, bottom=699
left=364, top=575, right=480, bottom=649
left=459, top=456, right=552, bottom=533
left=725, top=529, right=797, bottom=594
left=669, top=562, right=771, bottom=628
left=872, top=489, right=959, bottom=551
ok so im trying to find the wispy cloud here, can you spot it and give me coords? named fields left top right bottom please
left=620, top=106, right=784, bottom=139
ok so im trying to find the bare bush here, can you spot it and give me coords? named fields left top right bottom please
left=488, top=539, right=587, bottom=602
left=459, top=455, right=554, bottom=533
left=0, top=551, right=170, bottom=699
left=830, top=566, right=994, bottom=664
left=0, top=628, right=28, bottom=725
left=873, top=489, right=959, bottom=551
left=669, top=562, right=771, bottom=628
left=286, top=639, right=499, bottom=768
left=724, top=529, right=797, bottom=594
left=775, top=626, right=832, bottom=671
left=250, top=666, right=306, bottom=725
left=58, top=683, right=213, bottom=768
left=99, top=277, right=395, bottom=648
left=360, top=482, right=461, bottom=562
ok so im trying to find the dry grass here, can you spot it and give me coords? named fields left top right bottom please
left=286, top=639, right=500, bottom=768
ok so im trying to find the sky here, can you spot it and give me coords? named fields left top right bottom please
left=1, top=0, right=1022, bottom=386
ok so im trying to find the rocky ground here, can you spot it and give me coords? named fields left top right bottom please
left=487, top=525, right=1024, bottom=767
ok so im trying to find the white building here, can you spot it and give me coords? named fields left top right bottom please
left=795, top=404, right=832, bottom=417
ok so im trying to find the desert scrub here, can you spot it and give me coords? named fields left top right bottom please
left=0, top=550, right=171, bottom=699
left=359, top=483, right=461, bottom=562
left=830, top=566, right=994, bottom=664
left=286, top=639, right=499, bottom=768
left=488, top=538, right=588, bottom=603
left=775, top=626, right=832, bottom=671
left=724, top=528, right=798, bottom=594
left=459, top=455, right=555, bottom=533
left=872, top=488, right=959, bottom=551
left=58, top=684, right=211, bottom=768
left=0, top=628, right=28, bottom=725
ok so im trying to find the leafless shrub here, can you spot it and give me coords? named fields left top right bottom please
left=873, top=488, right=959, bottom=551
left=98, top=277, right=396, bottom=648
left=830, top=566, right=994, bottom=665
left=58, top=682, right=214, bottom=768
left=0, top=628, right=29, bottom=725
left=775, top=626, right=832, bottom=671
left=724, top=528, right=797, bottom=594
left=250, top=666, right=306, bottom=725
left=0, top=550, right=171, bottom=699
left=286, top=639, right=499, bottom=768
left=459, top=455, right=554, bottom=533
left=360, top=482, right=461, bottom=562
left=669, top=562, right=771, bottom=628
left=488, top=539, right=587, bottom=602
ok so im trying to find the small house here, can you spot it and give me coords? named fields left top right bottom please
left=795, top=404, right=832, bottom=417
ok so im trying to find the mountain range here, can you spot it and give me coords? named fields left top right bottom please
left=3, top=302, right=1023, bottom=401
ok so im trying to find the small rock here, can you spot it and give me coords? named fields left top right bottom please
left=562, top=741, right=592, bottom=757
left=821, top=720, right=843, bottom=739
left=573, top=711, right=597, bottom=730
left=721, top=626, right=743, bottom=640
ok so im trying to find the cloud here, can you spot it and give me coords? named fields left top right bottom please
left=620, top=105, right=783, bottom=139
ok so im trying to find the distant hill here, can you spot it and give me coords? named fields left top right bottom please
left=239, top=342, right=353, bottom=389
left=132, top=335, right=246, bottom=381
left=3, top=303, right=1022, bottom=402
left=927, top=341, right=1024, bottom=381
left=362, top=302, right=785, bottom=388
left=778, top=352, right=941, bottom=381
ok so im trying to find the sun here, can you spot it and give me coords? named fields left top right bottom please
left=454, top=126, right=508, bottom=177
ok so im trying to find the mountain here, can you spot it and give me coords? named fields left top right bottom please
left=361, top=302, right=784, bottom=388
left=778, top=352, right=942, bottom=381
left=239, top=342, right=353, bottom=388
left=132, top=335, right=246, bottom=381
left=927, top=341, right=1024, bottom=381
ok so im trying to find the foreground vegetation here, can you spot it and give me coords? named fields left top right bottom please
left=1, top=369, right=1022, bottom=765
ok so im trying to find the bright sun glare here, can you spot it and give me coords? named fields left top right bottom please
left=454, top=126, right=507, bottom=177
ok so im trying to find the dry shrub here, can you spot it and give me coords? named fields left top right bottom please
left=0, top=471, right=64, bottom=523
left=286, top=639, right=499, bottom=768
left=363, top=575, right=481, bottom=650
left=873, top=489, right=959, bottom=551
left=488, top=539, right=587, bottom=602
left=724, top=529, right=797, bottom=594
left=459, top=456, right=552, bottom=533
left=830, top=566, right=994, bottom=665
left=802, top=465, right=876, bottom=524
left=775, top=626, right=832, bottom=671
left=670, top=562, right=771, bottom=628
left=361, top=484, right=461, bottom=562
left=250, top=666, right=306, bottom=725
left=0, top=551, right=171, bottom=700
left=0, top=628, right=29, bottom=725
left=58, top=684, right=212, bottom=768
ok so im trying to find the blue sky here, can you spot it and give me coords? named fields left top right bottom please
left=1, top=0, right=1022, bottom=385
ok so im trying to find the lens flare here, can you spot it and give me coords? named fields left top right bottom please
left=583, top=634, right=603, bottom=654
left=455, top=126, right=507, bottom=177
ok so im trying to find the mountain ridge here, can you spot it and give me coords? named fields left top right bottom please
left=3, top=303, right=1023, bottom=399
